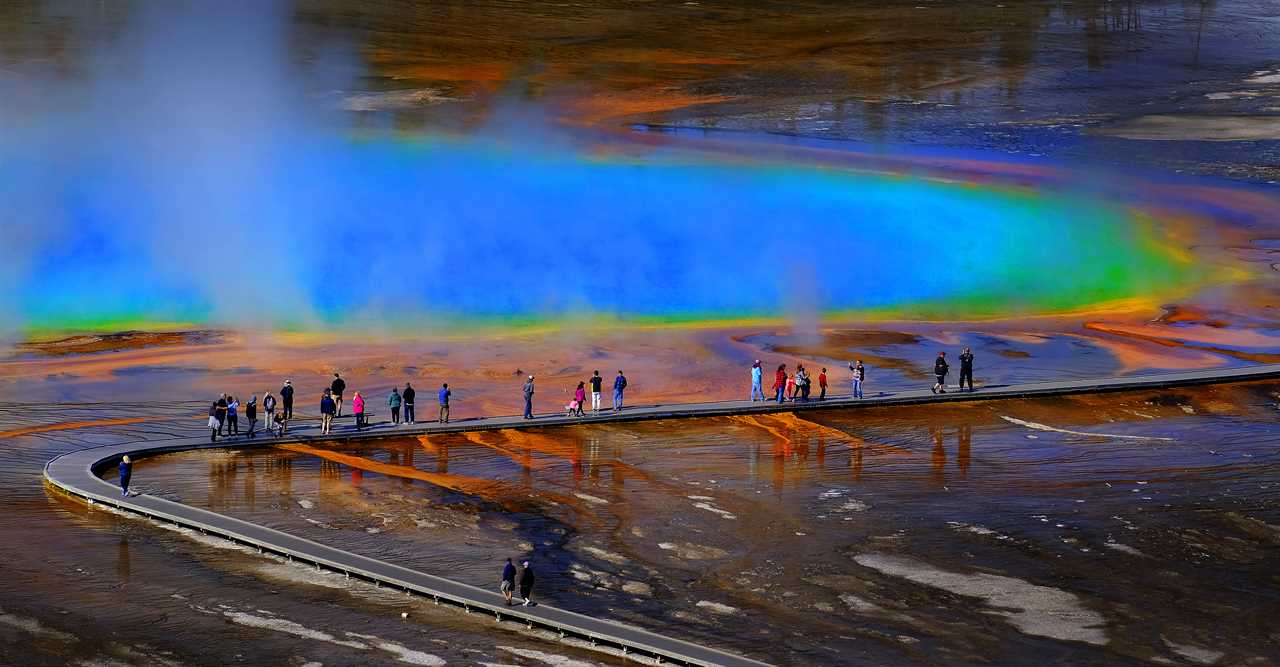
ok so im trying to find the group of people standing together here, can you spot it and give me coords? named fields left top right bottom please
left=750, top=347, right=975, bottom=401
left=557, top=370, right=629, bottom=418
left=206, top=373, right=452, bottom=440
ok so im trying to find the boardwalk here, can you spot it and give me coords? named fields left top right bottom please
left=43, top=364, right=1280, bottom=666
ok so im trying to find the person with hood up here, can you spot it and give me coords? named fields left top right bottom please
left=388, top=387, right=402, bottom=425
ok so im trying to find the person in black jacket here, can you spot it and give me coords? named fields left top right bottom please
left=403, top=383, right=416, bottom=424
left=932, top=352, right=949, bottom=394
left=280, top=380, right=294, bottom=419
left=245, top=395, right=258, bottom=439
left=331, top=373, right=346, bottom=416
left=958, top=347, right=975, bottom=392
left=519, top=560, right=536, bottom=606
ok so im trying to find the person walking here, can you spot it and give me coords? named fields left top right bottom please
left=227, top=396, right=240, bottom=435
left=208, top=400, right=221, bottom=442
left=523, top=375, right=536, bottom=419
left=519, top=560, right=536, bottom=606
left=959, top=347, right=975, bottom=392
left=331, top=374, right=346, bottom=417
left=280, top=380, right=294, bottom=419
left=388, top=387, right=402, bottom=425
left=797, top=365, right=811, bottom=402
left=818, top=368, right=828, bottom=400
left=501, top=558, right=517, bottom=606
left=751, top=360, right=764, bottom=401
left=403, top=383, right=416, bottom=424
left=849, top=360, right=865, bottom=399
left=573, top=381, right=587, bottom=417
left=932, top=352, right=949, bottom=394
left=772, top=364, right=787, bottom=403
left=438, top=383, right=451, bottom=423
left=589, top=371, right=603, bottom=414
left=118, top=455, right=132, bottom=497
left=245, top=395, right=258, bottom=439
left=263, top=391, right=277, bottom=429
left=215, top=394, right=228, bottom=435
left=320, top=389, right=335, bottom=434
left=612, top=370, right=627, bottom=412
left=352, top=391, right=365, bottom=429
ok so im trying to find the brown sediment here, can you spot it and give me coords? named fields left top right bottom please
left=456, top=431, right=549, bottom=470
left=16, top=330, right=225, bottom=357
left=1084, top=322, right=1280, bottom=364
left=0, top=416, right=150, bottom=439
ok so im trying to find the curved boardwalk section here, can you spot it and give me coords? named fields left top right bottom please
left=44, top=364, right=1280, bottom=666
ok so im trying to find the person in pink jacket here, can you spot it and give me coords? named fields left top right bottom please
left=573, top=381, right=587, bottom=417
left=352, top=391, right=366, bottom=430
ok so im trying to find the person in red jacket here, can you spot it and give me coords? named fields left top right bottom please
left=772, top=364, right=787, bottom=403
left=818, top=368, right=828, bottom=400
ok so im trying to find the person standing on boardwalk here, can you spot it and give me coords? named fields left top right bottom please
left=208, top=401, right=221, bottom=442
left=519, top=560, right=536, bottom=606
left=818, top=368, right=828, bottom=400
left=388, top=387, right=402, bottom=425
left=501, top=558, right=517, bottom=605
left=751, top=360, right=764, bottom=401
left=612, top=370, right=627, bottom=412
left=438, top=383, right=451, bottom=423
left=797, top=365, right=811, bottom=402
left=573, top=381, right=587, bottom=417
left=280, top=380, right=294, bottom=419
left=320, top=389, right=335, bottom=434
left=773, top=364, right=787, bottom=402
left=589, top=370, right=603, bottom=414
left=273, top=408, right=287, bottom=437
left=215, top=394, right=228, bottom=435
left=403, top=383, right=416, bottom=424
left=118, top=455, right=132, bottom=497
left=523, top=375, right=535, bottom=419
left=932, top=352, right=949, bottom=394
left=227, top=396, right=240, bottom=435
left=246, top=395, right=258, bottom=439
left=352, top=391, right=365, bottom=429
left=958, top=347, right=975, bottom=392
left=850, top=360, right=865, bottom=399
left=263, top=391, right=277, bottom=429
left=331, top=374, right=346, bottom=417
left=785, top=370, right=797, bottom=402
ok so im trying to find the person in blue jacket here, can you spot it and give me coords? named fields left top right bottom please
left=118, top=455, right=132, bottom=497
left=612, top=370, right=628, bottom=412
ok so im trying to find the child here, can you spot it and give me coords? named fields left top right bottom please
left=273, top=409, right=287, bottom=437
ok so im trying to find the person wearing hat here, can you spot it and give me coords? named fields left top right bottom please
left=280, top=380, right=294, bottom=419
left=750, top=360, right=764, bottom=401
left=518, top=560, right=536, bottom=606
left=522, top=375, right=535, bottom=419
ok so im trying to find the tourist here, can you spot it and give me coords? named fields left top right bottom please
left=773, top=364, right=787, bottom=402
left=280, top=380, right=294, bottom=419
left=785, top=370, right=797, bottom=402
left=438, top=383, right=451, bottom=423
left=263, top=391, right=277, bottom=428
left=613, top=370, right=627, bottom=411
left=227, top=395, right=240, bottom=435
left=797, top=365, right=810, bottom=402
left=850, top=360, right=865, bottom=399
left=215, top=394, right=228, bottom=435
left=273, top=409, right=287, bottom=437
left=208, top=401, right=221, bottom=442
left=818, top=368, right=828, bottom=400
left=589, top=370, right=603, bottom=414
left=519, top=560, right=536, bottom=606
left=245, top=395, right=258, bottom=439
left=959, top=347, right=975, bottom=392
left=932, top=352, right=949, bottom=394
left=320, top=389, right=335, bottom=434
left=403, top=382, right=416, bottom=424
left=388, top=387, right=402, bottom=425
left=331, top=373, right=346, bottom=416
left=501, top=558, right=517, bottom=606
left=573, top=381, right=587, bottom=417
left=523, top=375, right=536, bottom=419
left=118, top=455, right=132, bottom=497
left=751, top=360, right=764, bottom=401
left=352, top=391, right=366, bottom=429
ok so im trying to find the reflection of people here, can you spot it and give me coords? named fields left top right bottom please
left=523, top=376, right=535, bottom=419
left=118, top=455, right=132, bottom=497
left=519, top=560, right=536, bottom=606
left=932, top=352, right=949, bottom=394
left=959, top=347, right=975, bottom=392
left=438, top=383, right=451, bottom=423
left=501, top=558, right=517, bottom=606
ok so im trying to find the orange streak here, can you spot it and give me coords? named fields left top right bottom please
left=0, top=417, right=150, bottom=439
left=457, top=431, right=549, bottom=469
left=280, top=443, right=516, bottom=501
